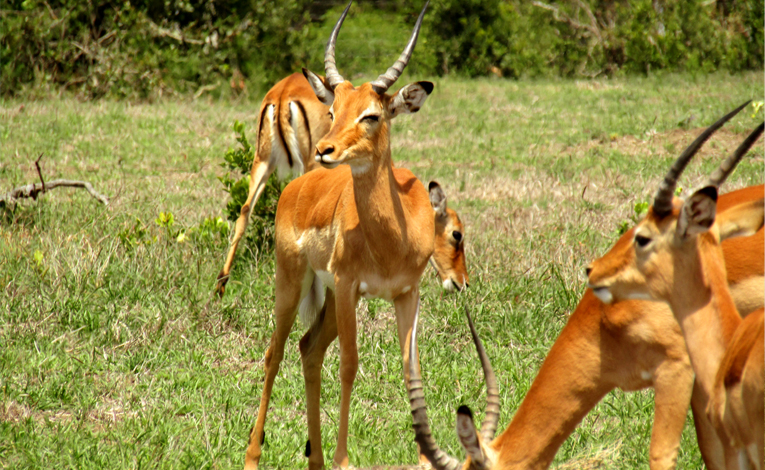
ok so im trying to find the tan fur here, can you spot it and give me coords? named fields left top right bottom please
left=424, top=188, right=762, bottom=470
left=243, top=79, right=436, bottom=470
left=216, top=74, right=468, bottom=296
left=216, top=73, right=330, bottom=296
left=430, top=182, right=469, bottom=290
left=487, top=186, right=763, bottom=470
left=588, top=185, right=765, bottom=470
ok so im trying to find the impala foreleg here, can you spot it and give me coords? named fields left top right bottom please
left=333, top=283, right=360, bottom=468
left=244, top=264, right=302, bottom=470
left=299, top=290, right=338, bottom=470
left=216, top=159, right=273, bottom=297
left=649, top=356, right=695, bottom=470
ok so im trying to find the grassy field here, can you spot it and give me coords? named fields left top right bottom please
left=1, top=71, right=763, bottom=469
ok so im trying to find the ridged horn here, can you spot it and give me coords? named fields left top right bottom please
left=465, top=306, right=500, bottom=443
left=408, top=298, right=462, bottom=470
left=324, top=1, right=352, bottom=90
left=653, top=101, right=750, bottom=216
left=707, top=122, right=764, bottom=188
left=370, top=1, right=429, bottom=94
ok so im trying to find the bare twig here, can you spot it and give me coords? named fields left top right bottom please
left=1, top=179, right=109, bottom=206
left=532, top=0, right=601, bottom=40
left=193, top=82, right=220, bottom=100
left=34, top=153, right=45, bottom=194
left=145, top=19, right=204, bottom=45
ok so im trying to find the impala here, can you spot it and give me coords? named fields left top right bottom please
left=402, top=115, right=763, bottom=470
left=215, top=76, right=469, bottom=297
left=587, top=106, right=764, bottom=469
left=243, top=2, right=442, bottom=469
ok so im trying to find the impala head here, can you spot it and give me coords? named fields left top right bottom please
left=302, top=1, right=433, bottom=174
left=430, top=181, right=470, bottom=292
left=587, top=103, right=764, bottom=305
left=409, top=304, right=500, bottom=470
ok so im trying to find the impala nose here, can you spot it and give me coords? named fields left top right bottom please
left=585, top=265, right=593, bottom=277
left=315, top=144, right=335, bottom=161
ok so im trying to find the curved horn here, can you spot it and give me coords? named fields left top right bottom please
left=465, top=306, right=500, bottom=443
left=408, top=298, right=462, bottom=470
left=324, top=1, right=352, bottom=90
left=653, top=101, right=750, bottom=216
left=707, top=122, right=764, bottom=188
left=370, top=0, right=429, bottom=94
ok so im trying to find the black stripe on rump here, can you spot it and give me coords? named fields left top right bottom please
left=294, top=100, right=312, bottom=158
left=278, top=101, right=294, bottom=167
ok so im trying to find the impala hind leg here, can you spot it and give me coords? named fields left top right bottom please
left=300, top=290, right=338, bottom=470
left=244, top=264, right=303, bottom=470
left=333, top=283, right=360, bottom=468
left=216, top=159, right=273, bottom=297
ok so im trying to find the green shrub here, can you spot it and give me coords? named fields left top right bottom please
left=424, top=0, right=764, bottom=78
left=0, top=0, right=314, bottom=98
left=1, top=0, right=761, bottom=97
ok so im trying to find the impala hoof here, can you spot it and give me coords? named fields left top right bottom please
left=215, top=271, right=228, bottom=298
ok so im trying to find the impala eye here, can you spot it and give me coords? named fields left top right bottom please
left=635, top=234, right=652, bottom=248
left=328, top=112, right=334, bottom=121
left=452, top=231, right=462, bottom=243
left=362, top=115, right=379, bottom=123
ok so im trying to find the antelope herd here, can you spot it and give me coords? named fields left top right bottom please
left=215, top=2, right=764, bottom=469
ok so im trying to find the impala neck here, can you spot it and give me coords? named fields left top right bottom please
left=350, top=141, right=408, bottom=266
left=666, top=235, right=741, bottom=395
left=491, top=293, right=611, bottom=469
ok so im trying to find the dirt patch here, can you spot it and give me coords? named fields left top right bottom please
left=561, top=127, right=764, bottom=162
left=1, top=398, right=136, bottom=427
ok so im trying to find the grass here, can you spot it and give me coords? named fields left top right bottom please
left=1, top=70, right=763, bottom=469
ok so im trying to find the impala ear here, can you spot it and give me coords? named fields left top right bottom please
left=389, top=81, right=433, bottom=118
left=677, top=186, right=718, bottom=240
left=717, top=198, right=764, bottom=241
left=429, top=181, right=447, bottom=218
left=302, top=68, right=335, bottom=106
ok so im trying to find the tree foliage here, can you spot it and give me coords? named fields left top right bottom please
left=1, top=0, right=762, bottom=98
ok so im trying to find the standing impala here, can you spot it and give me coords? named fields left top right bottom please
left=587, top=106, right=764, bottom=469
left=243, top=2, right=441, bottom=469
left=215, top=76, right=469, bottom=296
left=402, top=113, right=764, bottom=470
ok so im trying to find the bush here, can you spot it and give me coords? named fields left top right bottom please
left=1, top=0, right=761, bottom=97
left=0, top=0, right=315, bottom=99
left=424, top=0, right=764, bottom=78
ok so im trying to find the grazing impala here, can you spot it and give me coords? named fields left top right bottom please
left=215, top=77, right=468, bottom=296
left=587, top=106, right=763, bottom=469
left=243, top=2, right=442, bottom=469
left=402, top=116, right=764, bottom=470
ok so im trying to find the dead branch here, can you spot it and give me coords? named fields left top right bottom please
left=1, top=179, right=109, bottom=207
left=34, top=153, right=45, bottom=193
left=532, top=0, right=601, bottom=40
left=145, top=18, right=204, bottom=45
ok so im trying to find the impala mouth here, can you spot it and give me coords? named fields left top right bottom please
left=588, top=284, right=614, bottom=304
left=315, top=154, right=345, bottom=169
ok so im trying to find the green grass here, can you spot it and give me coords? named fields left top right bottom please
left=1, top=70, right=763, bottom=469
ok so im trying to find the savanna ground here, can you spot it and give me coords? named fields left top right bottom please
left=1, top=71, right=763, bottom=469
